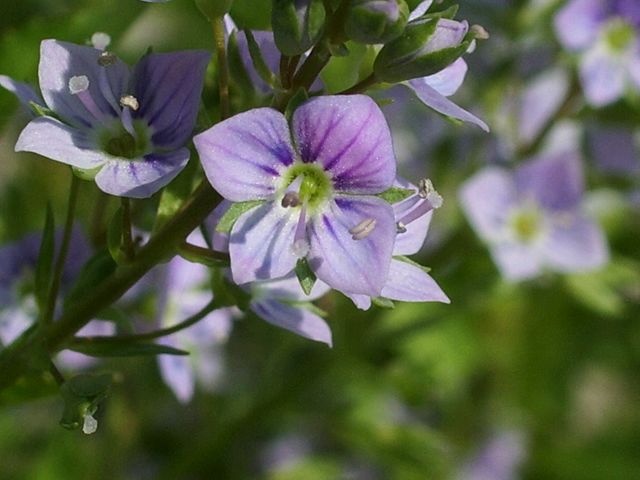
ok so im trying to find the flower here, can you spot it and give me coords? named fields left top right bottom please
left=458, top=430, right=528, bottom=480
left=554, top=0, right=640, bottom=106
left=347, top=178, right=450, bottom=309
left=459, top=150, right=609, bottom=281
left=3, top=39, right=210, bottom=198
left=194, top=95, right=398, bottom=297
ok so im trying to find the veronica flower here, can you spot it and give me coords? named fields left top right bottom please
left=194, top=95, right=398, bottom=297
left=554, top=0, right=640, bottom=106
left=459, top=150, right=609, bottom=281
left=458, top=430, right=527, bottom=480
left=2, top=38, right=210, bottom=198
left=401, top=0, right=489, bottom=131
left=347, top=178, right=450, bottom=309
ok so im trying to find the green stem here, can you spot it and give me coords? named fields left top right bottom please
left=121, top=198, right=135, bottom=260
left=178, top=242, right=229, bottom=265
left=0, top=181, right=222, bottom=392
left=49, top=360, right=65, bottom=386
left=212, top=16, right=230, bottom=120
left=43, top=174, right=80, bottom=326
left=339, top=73, right=378, bottom=95
left=90, top=192, right=109, bottom=247
left=71, top=298, right=219, bottom=344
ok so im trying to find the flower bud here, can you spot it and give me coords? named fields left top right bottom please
left=374, top=12, right=471, bottom=83
left=272, top=0, right=326, bottom=56
left=194, top=0, right=233, bottom=20
left=344, top=0, right=410, bottom=45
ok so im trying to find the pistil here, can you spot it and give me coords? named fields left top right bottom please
left=68, top=76, right=105, bottom=121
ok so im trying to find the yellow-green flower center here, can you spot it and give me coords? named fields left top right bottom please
left=604, top=19, right=635, bottom=52
left=281, top=163, right=333, bottom=211
left=99, top=120, right=150, bottom=159
left=509, top=206, right=542, bottom=243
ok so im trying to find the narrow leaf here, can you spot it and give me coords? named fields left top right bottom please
left=215, top=200, right=264, bottom=233
left=35, top=204, right=55, bottom=314
left=107, top=207, right=125, bottom=264
left=372, top=297, right=395, bottom=309
left=285, top=88, right=309, bottom=121
left=393, top=255, right=432, bottom=274
left=295, top=258, right=317, bottom=296
left=68, top=341, right=190, bottom=358
left=154, top=159, right=197, bottom=232
left=244, top=29, right=278, bottom=87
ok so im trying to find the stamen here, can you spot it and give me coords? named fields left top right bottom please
left=396, top=222, right=407, bottom=234
left=91, top=32, right=111, bottom=51
left=291, top=206, right=309, bottom=258
left=281, top=191, right=300, bottom=208
left=397, top=178, right=443, bottom=228
left=349, top=218, right=377, bottom=241
left=120, top=95, right=140, bottom=111
left=82, top=412, right=98, bottom=435
left=98, top=51, right=118, bottom=66
left=68, top=76, right=105, bottom=121
left=120, top=106, right=137, bottom=138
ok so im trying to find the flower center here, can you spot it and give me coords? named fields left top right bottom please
left=98, top=120, right=150, bottom=159
left=509, top=206, right=542, bottom=243
left=281, top=163, right=332, bottom=212
left=603, top=18, right=635, bottom=52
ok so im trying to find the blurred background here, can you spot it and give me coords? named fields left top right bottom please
left=1, top=0, right=639, bottom=478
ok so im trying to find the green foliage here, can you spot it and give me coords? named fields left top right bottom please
left=295, top=258, right=316, bottom=296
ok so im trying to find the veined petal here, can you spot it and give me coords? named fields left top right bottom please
left=346, top=293, right=372, bottom=311
left=308, top=195, right=395, bottom=297
left=409, top=0, right=434, bottom=21
left=542, top=214, right=609, bottom=272
left=94, top=147, right=189, bottom=198
left=554, top=0, right=605, bottom=51
left=392, top=178, right=432, bottom=256
left=381, top=259, right=449, bottom=303
left=251, top=299, right=332, bottom=346
left=158, top=347, right=195, bottom=404
left=194, top=108, right=295, bottom=201
left=458, top=168, right=517, bottom=242
left=514, top=150, right=583, bottom=212
left=228, top=202, right=299, bottom=284
left=579, top=47, right=626, bottom=107
left=0, top=75, right=44, bottom=111
left=406, top=81, right=489, bottom=131
left=292, top=95, right=396, bottom=194
left=15, top=116, right=110, bottom=169
left=420, top=58, right=468, bottom=97
left=132, top=50, right=211, bottom=150
left=491, top=242, right=543, bottom=281
left=39, top=39, right=129, bottom=127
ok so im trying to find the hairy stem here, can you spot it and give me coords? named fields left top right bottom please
left=212, top=16, right=230, bottom=120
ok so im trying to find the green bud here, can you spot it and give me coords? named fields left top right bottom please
left=344, top=0, right=410, bottom=45
left=272, top=0, right=326, bottom=56
left=194, top=0, right=234, bottom=20
left=374, top=13, right=471, bottom=83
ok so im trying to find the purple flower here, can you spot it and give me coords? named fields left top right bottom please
left=554, top=0, right=640, bottom=106
left=348, top=178, right=450, bottom=309
left=459, top=150, right=609, bottom=281
left=458, top=430, right=527, bottom=480
left=3, top=40, right=210, bottom=198
left=194, top=95, right=398, bottom=297
left=392, top=1, right=489, bottom=131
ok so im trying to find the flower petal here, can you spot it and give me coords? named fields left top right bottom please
left=542, top=214, right=609, bottom=272
left=94, top=148, right=189, bottom=198
left=228, top=202, right=299, bottom=284
left=256, top=273, right=331, bottom=302
left=308, top=195, right=395, bottom=296
left=346, top=293, right=372, bottom=310
left=194, top=108, right=295, bottom=201
left=553, top=0, right=605, bottom=51
left=209, top=200, right=233, bottom=252
left=409, top=0, right=434, bottom=20
left=38, top=39, right=129, bottom=127
left=292, top=95, right=396, bottom=194
left=15, top=116, right=110, bottom=169
left=406, top=81, right=489, bottom=131
left=251, top=299, right=332, bottom=346
left=579, top=47, right=626, bottom=107
left=458, top=168, right=517, bottom=242
left=158, top=349, right=195, bottom=403
left=514, top=150, right=583, bottom=212
left=490, top=242, right=543, bottom=281
left=392, top=178, right=433, bottom=256
left=131, top=50, right=211, bottom=150
left=0, top=75, right=44, bottom=111
left=381, top=259, right=450, bottom=303
left=420, top=58, right=468, bottom=97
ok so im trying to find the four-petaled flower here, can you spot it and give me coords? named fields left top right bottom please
left=459, top=150, right=609, bottom=281
left=194, top=95, right=398, bottom=297
left=4, top=39, right=210, bottom=198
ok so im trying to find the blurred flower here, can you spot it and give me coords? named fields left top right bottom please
left=587, top=125, right=640, bottom=175
left=458, top=430, right=527, bottom=480
left=554, top=0, right=640, bottom=106
left=348, top=177, right=450, bottom=309
left=194, top=95, right=397, bottom=297
left=459, top=150, right=609, bottom=281
left=2, top=39, right=209, bottom=198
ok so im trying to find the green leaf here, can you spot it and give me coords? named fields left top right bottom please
left=67, top=341, right=190, bottom=358
left=377, top=187, right=415, bottom=204
left=328, top=42, right=349, bottom=57
left=393, top=255, right=432, bottom=274
left=107, top=207, right=126, bottom=264
left=35, top=203, right=55, bottom=315
left=215, top=200, right=264, bottom=233
left=295, top=258, right=317, bottom=296
left=244, top=29, right=278, bottom=87
left=64, top=250, right=117, bottom=309
left=287, top=300, right=328, bottom=318
left=59, top=374, right=111, bottom=432
left=372, top=297, right=395, bottom=309
left=29, top=101, right=56, bottom=118
left=178, top=244, right=230, bottom=267
left=154, top=159, right=197, bottom=232
left=67, top=374, right=112, bottom=398
left=284, top=87, right=309, bottom=121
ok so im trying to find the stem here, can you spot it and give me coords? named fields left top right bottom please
left=291, top=42, right=331, bottom=91
left=90, top=192, right=109, bottom=247
left=279, top=55, right=290, bottom=89
left=121, top=198, right=135, bottom=260
left=339, top=73, right=377, bottom=95
left=43, top=174, right=80, bottom=326
left=49, top=360, right=65, bottom=386
left=72, top=298, right=218, bottom=343
left=0, top=181, right=222, bottom=392
left=179, top=242, right=229, bottom=265
left=212, top=16, right=230, bottom=120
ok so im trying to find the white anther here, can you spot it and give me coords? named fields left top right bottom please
left=82, top=413, right=98, bottom=435
left=418, top=178, right=443, bottom=208
left=470, top=24, right=490, bottom=40
left=396, top=222, right=407, bottom=234
left=349, top=218, right=377, bottom=241
left=98, top=51, right=118, bottom=66
left=292, top=239, right=310, bottom=258
left=427, top=191, right=443, bottom=209
left=91, top=32, right=111, bottom=50
left=119, top=95, right=140, bottom=111
left=68, top=75, right=90, bottom=95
